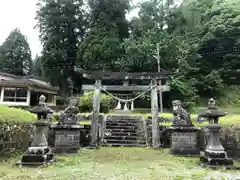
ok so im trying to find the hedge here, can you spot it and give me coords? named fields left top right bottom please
left=56, top=112, right=239, bottom=127
left=0, top=106, right=36, bottom=156
left=0, top=106, right=91, bottom=156
left=158, top=113, right=240, bottom=127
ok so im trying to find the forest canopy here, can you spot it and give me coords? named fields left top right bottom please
left=0, top=0, right=240, bottom=108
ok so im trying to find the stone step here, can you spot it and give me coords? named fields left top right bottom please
left=105, top=125, right=138, bottom=130
left=104, top=135, right=145, bottom=140
left=105, top=128, right=144, bottom=133
left=107, top=131, right=138, bottom=136
left=102, top=143, right=147, bottom=147
left=105, top=120, right=140, bottom=124
left=106, top=124, right=144, bottom=128
left=103, top=138, right=145, bottom=144
left=104, top=132, right=145, bottom=137
left=106, top=116, right=143, bottom=121
left=103, top=116, right=147, bottom=148
left=106, top=122, right=140, bottom=126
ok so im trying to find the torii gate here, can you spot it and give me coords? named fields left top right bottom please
left=75, top=68, right=173, bottom=148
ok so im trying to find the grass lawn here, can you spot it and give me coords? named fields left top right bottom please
left=0, top=148, right=239, bottom=180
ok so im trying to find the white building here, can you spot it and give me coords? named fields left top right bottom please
left=0, top=72, right=58, bottom=107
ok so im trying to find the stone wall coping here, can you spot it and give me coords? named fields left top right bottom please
left=50, top=124, right=85, bottom=129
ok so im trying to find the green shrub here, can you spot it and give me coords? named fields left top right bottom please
left=157, top=113, right=240, bottom=127
left=0, top=106, right=36, bottom=124
left=0, top=106, right=36, bottom=156
left=219, top=85, right=240, bottom=106
left=53, top=112, right=60, bottom=121
left=79, top=91, right=115, bottom=113
left=79, top=91, right=93, bottom=112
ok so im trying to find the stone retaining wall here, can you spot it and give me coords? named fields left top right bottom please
left=0, top=123, right=92, bottom=156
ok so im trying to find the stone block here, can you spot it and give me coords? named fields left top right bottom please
left=168, top=126, right=200, bottom=155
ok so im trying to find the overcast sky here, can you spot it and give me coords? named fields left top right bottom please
left=0, top=0, right=41, bottom=57
left=0, top=0, right=181, bottom=58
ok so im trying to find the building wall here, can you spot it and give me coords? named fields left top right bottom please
left=0, top=74, right=57, bottom=107
left=0, top=87, right=57, bottom=107
left=0, top=87, right=31, bottom=106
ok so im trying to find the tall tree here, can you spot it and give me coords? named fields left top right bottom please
left=123, top=0, right=201, bottom=108
left=176, top=0, right=240, bottom=97
left=121, top=0, right=178, bottom=72
left=36, top=0, right=87, bottom=93
left=31, top=55, right=46, bottom=78
left=77, top=0, right=130, bottom=70
left=0, top=28, right=33, bottom=75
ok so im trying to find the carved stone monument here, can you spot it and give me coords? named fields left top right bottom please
left=51, top=97, right=83, bottom=153
left=16, top=95, right=54, bottom=166
left=199, top=98, right=233, bottom=167
left=168, top=100, right=200, bottom=155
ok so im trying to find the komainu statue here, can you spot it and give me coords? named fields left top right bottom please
left=172, top=100, right=193, bottom=126
left=59, top=97, right=80, bottom=125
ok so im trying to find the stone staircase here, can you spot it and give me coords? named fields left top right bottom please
left=102, top=115, right=147, bottom=147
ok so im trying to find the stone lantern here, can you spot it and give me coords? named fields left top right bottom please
left=198, top=98, right=233, bottom=167
left=16, top=95, right=55, bottom=166
left=167, top=100, right=200, bottom=155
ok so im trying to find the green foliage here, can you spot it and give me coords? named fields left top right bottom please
left=0, top=28, right=33, bottom=75
left=159, top=112, right=240, bottom=126
left=0, top=106, right=36, bottom=155
left=88, top=0, right=130, bottom=40
left=120, top=34, right=157, bottom=72
left=0, top=148, right=230, bottom=179
left=53, top=113, right=60, bottom=121
left=0, top=106, right=36, bottom=124
left=31, top=55, right=46, bottom=78
left=79, top=91, right=115, bottom=113
left=77, top=0, right=129, bottom=71
left=219, top=85, right=240, bottom=106
left=33, top=0, right=240, bottom=107
left=36, top=0, right=87, bottom=93
left=77, top=111, right=240, bottom=127
left=169, top=77, right=199, bottom=111
left=79, top=92, right=93, bottom=111
left=78, top=26, right=124, bottom=70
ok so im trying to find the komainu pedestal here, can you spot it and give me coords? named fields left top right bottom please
left=16, top=95, right=54, bottom=166
left=51, top=97, right=82, bottom=153
left=168, top=100, right=200, bottom=155
left=199, top=98, right=233, bottom=167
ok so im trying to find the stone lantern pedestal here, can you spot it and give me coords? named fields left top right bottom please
left=200, top=124, right=233, bottom=166
left=199, top=98, right=233, bottom=167
left=16, top=95, right=55, bottom=166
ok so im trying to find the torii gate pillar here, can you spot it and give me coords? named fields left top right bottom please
left=151, top=79, right=160, bottom=148
left=89, top=79, right=101, bottom=148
